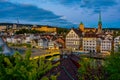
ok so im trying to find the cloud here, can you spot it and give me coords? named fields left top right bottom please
left=0, top=0, right=74, bottom=27
left=53, top=0, right=81, bottom=5
left=81, top=0, right=117, bottom=12
left=0, top=1, right=60, bottom=21
left=50, top=0, right=118, bottom=13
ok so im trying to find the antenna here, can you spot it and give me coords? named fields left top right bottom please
left=17, top=17, right=19, bottom=24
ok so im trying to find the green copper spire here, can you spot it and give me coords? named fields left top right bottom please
left=98, top=11, right=102, bottom=24
left=80, top=22, right=83, bottom=25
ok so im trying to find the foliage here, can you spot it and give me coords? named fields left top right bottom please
left=0, top=49, right=57, bottom=80
left=57, top=28, right=69, bottom=34
left=9, top=43, right=31, bottom=48
left=113, top=30, right=120, bottom=37
left=78, top=57, right=104, bottom=80
left=104, top=51, right=120, bottom=80
left=0, top=46, right=3, bottom=52
left=15, top=29, right=45, bottom=34
left=41, top=76, right=49, bottom=80
left=78, top=48, right=120, bottom=80
left=50, top=75, right=57, bottom=80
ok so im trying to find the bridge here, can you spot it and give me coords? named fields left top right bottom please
left=30, top=51, right=60, bottom=60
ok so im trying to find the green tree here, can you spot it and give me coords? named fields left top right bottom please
left=0, top=49, right=57, bottom=80
left=50, top=75, right=57, bottom=80
left=78, top=57, right=104, bottom=80
left=41, top=76, right=49, bottom=80
left=104, top=51, right=120, bottom=80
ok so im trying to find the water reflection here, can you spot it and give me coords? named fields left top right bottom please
left=0, top=37, right=25, bottom=55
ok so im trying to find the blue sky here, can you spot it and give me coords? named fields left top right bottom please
left=0, top=0, right=120, bottom=28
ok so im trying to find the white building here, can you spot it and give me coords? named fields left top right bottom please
left=38, top=38, right=48, bottom=49
left=100, top=38, right=112, bottom=53
left=114, top=36, right=120, bottom=52
left=48, top=39, right=54, bottom=49
left=83, top=35, right=98, bottom=53
left=11, top=37, right=17, bottom=43
left=82, top=30, right=103, bottom=53
left=6, top=37, right=12, bottom=43
left=25, top=34, right=34, bottom=43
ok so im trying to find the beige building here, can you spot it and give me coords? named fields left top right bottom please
left=32, top=26, right=57, bottom=33
left=66, top=28, right=82, bottom=50
left=0, top=26, right=7, bottom=31
left=79, top=13, right=102, bottom=34
left=79, top=22, right=96, bottom=33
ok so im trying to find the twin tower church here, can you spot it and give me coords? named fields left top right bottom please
left=79, top=12, right=102, bottom=34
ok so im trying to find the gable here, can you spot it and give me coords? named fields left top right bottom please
left=66, top=29, right=79, bottom=38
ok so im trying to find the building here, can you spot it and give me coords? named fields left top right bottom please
left=66, top=28, right=82, bottom=50
left=83, top=32, right=98, bottom=53
left=48, top=39, right=55, bottom=49
left=100, top=38, right=112, bottom=53
left=79, top=22, right=96, bottom=33
left=114, top=36, right=120, bottom=52
left=65, top=12, right=104, bottom=51
left=32, top=26, right=57, bottom=33
left=97, top=12, right=102, bottom=34
left=79, top=12, right=102, bottom=34
left=55, top=37, right=65, bottom=48
left=0, top=25, right=7, bottom=31
left=38, top=38, right=48, bottom=49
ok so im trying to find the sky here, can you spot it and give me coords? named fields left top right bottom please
left=0, top=0, right=120, bottom=28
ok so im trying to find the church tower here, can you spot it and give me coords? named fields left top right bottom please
left=97, top=12, right=102, bottom=34
left=79, top=22, right=84, bottom=32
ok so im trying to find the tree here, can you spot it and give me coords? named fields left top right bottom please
left=78, top=47, right=120, bottom=80
left=41, top=76, right=49, bottom=80
left=0, top=49, right=55, bottom=80
left=104, top=50, right=120, bottom=80
left=78, top=57, right=104, bottom=80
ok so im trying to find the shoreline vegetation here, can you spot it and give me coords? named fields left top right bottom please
left=0, top=49, right=59, bottom=80
left=0, top=48, right=120, bottom=80
left=78, top=49, right=120, bottom=80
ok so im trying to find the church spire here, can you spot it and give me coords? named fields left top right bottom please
left=97, top=11, right=102, bottom=34
left=98, top=11, right=102, bottom=24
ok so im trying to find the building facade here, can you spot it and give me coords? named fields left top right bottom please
left=79, top=22, right=96, bottom=33
left=83, top=33, right=98, bottom=53
left=66, top=29, right=82, bottom=50
left=32, top=26, right=57, bottom=33
left=100, top=38, right=112, bottom=53
left=114, top=36, right=120, bottom=52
